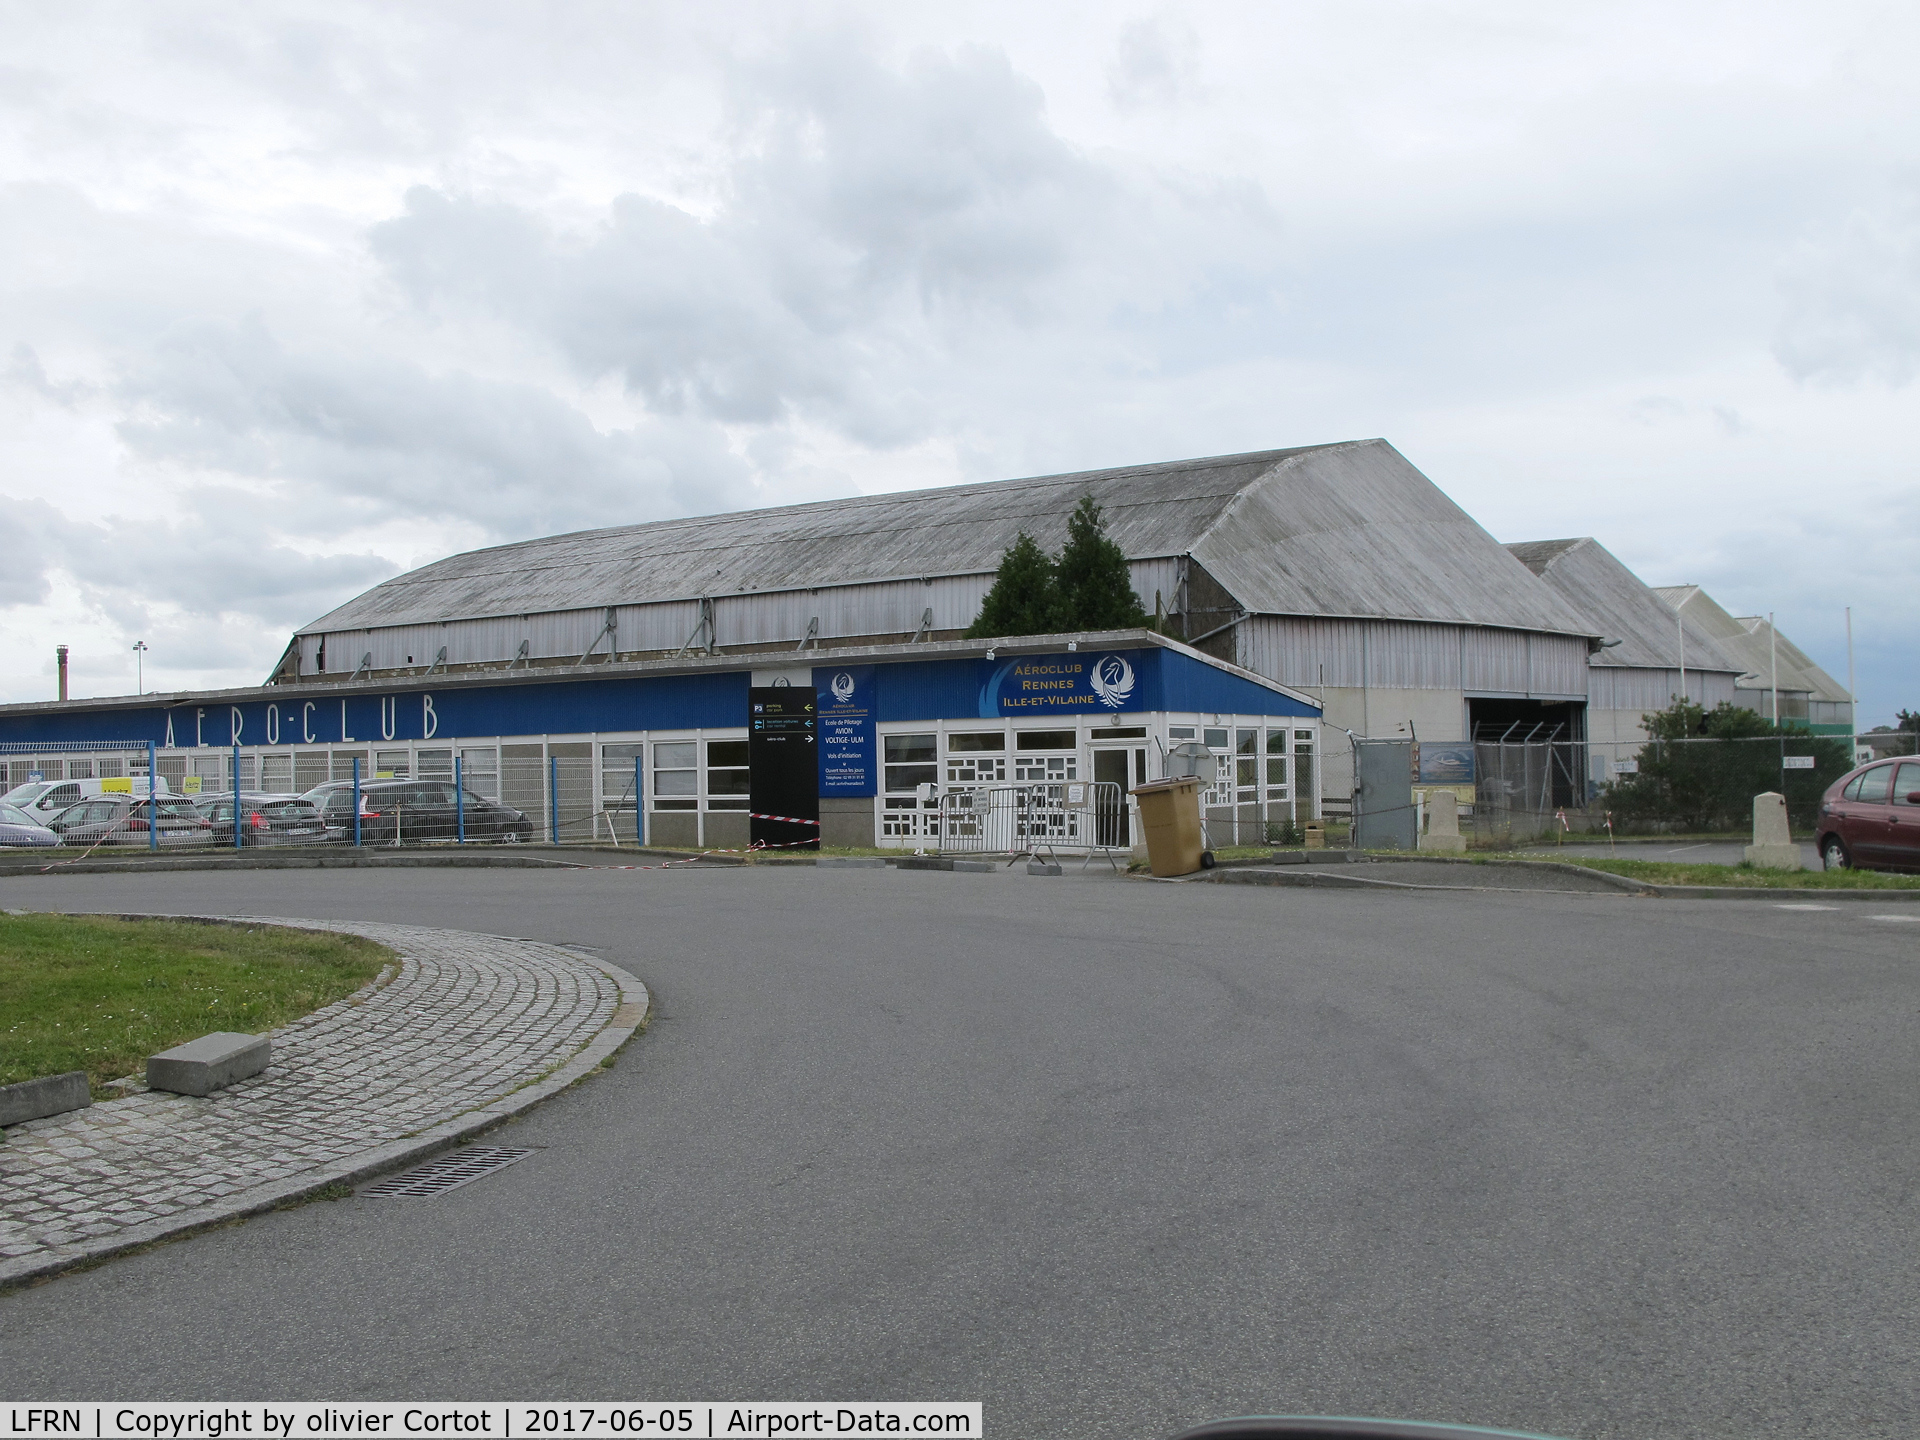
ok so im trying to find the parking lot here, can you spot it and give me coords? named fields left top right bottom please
left=3, top=864, right=1918, bottom=1439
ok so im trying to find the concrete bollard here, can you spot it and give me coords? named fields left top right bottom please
left=1418, top=789, right=1467, bottom=854
left=1743, top=791, right=1802, bottom=870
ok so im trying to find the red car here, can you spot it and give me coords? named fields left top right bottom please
left=1816, top=758, right=1920, bottom=872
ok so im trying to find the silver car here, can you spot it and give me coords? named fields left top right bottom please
left=0, top=802, right=60, bottom=848
left=45, top=795, right=212, bottom=848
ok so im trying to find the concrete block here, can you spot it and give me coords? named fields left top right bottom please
left=0, top=1070, right=90, bottom=1127
left=1745, top=792, right=1802, bottom=871
left=815, top=857, right=886, bottom=869
left=896, top=856, right=954, bottom=871
left=1303, top=849, right=1358, bottom=865
left=1419, top=790, right=1467, bottom=853
left=1026, top=861, right=1063, bottom=876
left=953, top=860, right=997, bottom=873
left=1744, top=844, right=1802, bottom=871
left=146, top=1032, right=271, bottom=1097
left=1269, top=850, right=1307, bottom=865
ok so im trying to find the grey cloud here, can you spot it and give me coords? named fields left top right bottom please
left=369, top=42, right=1122, bottom=446
left=1107, top=16, right=1204, bottom=113
left=0, top=490, right=396, bottom=671
left=112, top=317, right=755, bottom=535
left=3, top=343, right=87, bottom=406
left=1774, top=191, right=1920, bottom=386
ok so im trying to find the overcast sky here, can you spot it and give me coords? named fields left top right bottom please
left=2, top=1, right=1914, bottom=723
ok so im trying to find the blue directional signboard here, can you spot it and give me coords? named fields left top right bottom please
left=813, top=664, right=876, bottom=797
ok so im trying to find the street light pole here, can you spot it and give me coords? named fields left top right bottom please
left=132, top=640, right=148, bottom=693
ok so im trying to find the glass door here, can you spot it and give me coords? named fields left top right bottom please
left=1091, top=746, right=1146, bottom=847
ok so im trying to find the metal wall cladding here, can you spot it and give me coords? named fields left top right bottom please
left=1588, top=666, right=1737, bottom=711
left=1242, top=617, right=1591, bottom=694
left=1239, top=617, right=1365, bottom=687
left=719, top=575, right=986, bottom=646
left=1361, top=620, right=1465, bottom=689
left=1461, top=627, right=1530, bottom=692
left=1129, top=557, right=1183, bottom=617
left=1526, top=634, right=1591, bottom=696
left=611, top=601, right=703, bottom=653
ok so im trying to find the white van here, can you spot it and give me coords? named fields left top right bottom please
left=2, top=776, right=172, bottom=820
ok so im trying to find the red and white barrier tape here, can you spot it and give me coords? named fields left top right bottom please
left=599, top=837, right=821, bottom=869
left=746, top=812, right=820, bottom=826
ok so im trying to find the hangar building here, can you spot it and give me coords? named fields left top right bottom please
left=1, top=437, right=1849, bottom=838
left=280, top=438, right=1652, bottom=809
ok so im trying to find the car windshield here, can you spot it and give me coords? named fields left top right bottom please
left=0, top=802, right=38, bottom=826
left=1, top=782, right=55, bottom=805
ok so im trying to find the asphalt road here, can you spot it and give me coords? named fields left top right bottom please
left=3, top=865, right=1918, bottom=1440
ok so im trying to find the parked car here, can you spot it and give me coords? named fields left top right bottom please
left=0, top=801, right=61, bottom=848
left=1816, top=758, right=1920, bottom=873
left=44, top=794, right=213, bottom=848
left=301, top=778, right=535, bottom=844
left=3, top=776, right=172, bottom=821
left=192, top=792, right=331, bottom=847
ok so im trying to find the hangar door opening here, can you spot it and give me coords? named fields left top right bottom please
left=1467, top=697, right=1588, bottom=811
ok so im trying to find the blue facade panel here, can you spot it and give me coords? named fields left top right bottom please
left=0, top=647, right=1314, bottom=750
left=1156, top=650, right=1319, bottom=718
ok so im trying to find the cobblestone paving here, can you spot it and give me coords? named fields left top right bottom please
left=0, top=918, right=619, bottom=1266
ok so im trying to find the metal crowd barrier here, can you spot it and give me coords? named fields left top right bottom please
left=934, top=781, right=1129, bottom=870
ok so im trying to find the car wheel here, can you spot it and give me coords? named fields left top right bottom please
left=1820, top=835, right=1851, bottom=871
left=500, top=829, right=522, bottom=844
left=1199, top=850, right=1217, bottom=869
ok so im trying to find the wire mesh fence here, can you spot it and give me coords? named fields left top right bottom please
left=0, top=742, right=639, bottom=854
left=1461, top=732, right=1861, bottom=842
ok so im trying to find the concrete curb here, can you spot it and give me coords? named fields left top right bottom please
left=0, top=850, right=713, bottom=878
left=1192, top=867, right=1640, bottom=896
left=1187, top=856, right=1920, bottom=901
left=0, top=920, right=652, bottom=1293
left=1364, top=852, right=1920, bottom=900
left=1374, top=856, right=1655, bottom=894
left=1635, top=883, right=1920, bottom=901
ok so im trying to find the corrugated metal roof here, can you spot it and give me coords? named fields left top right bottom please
left=1184, top=441, right=1593, bottom=634
left=1504, top=538, right=1742, bottom=673
left=300, top=438, right=1595, bottom=638
left=1650, top=587, right=1850, bottom=702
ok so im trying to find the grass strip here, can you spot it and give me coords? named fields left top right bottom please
left=1504, top=856, right=1920, bottom=890
left=0, top=914, right=390, bottom=1092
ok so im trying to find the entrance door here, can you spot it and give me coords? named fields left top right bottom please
left=1092, top=748, right=1145, bottom=848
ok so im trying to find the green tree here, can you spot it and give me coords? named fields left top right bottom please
left=1604, top=698, right=1852, bottom=831
left=1054, top=495, right=1149, bottom=631
left=965, top=531, right=1063, bottom=639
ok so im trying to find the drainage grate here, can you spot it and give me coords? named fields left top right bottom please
left=361, top=1146, right=536, bottom=1197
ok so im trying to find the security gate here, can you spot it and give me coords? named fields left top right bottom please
left=936, top=781, right=1128, bottom=866
left=1353, top=739, right=1416, bottom=850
